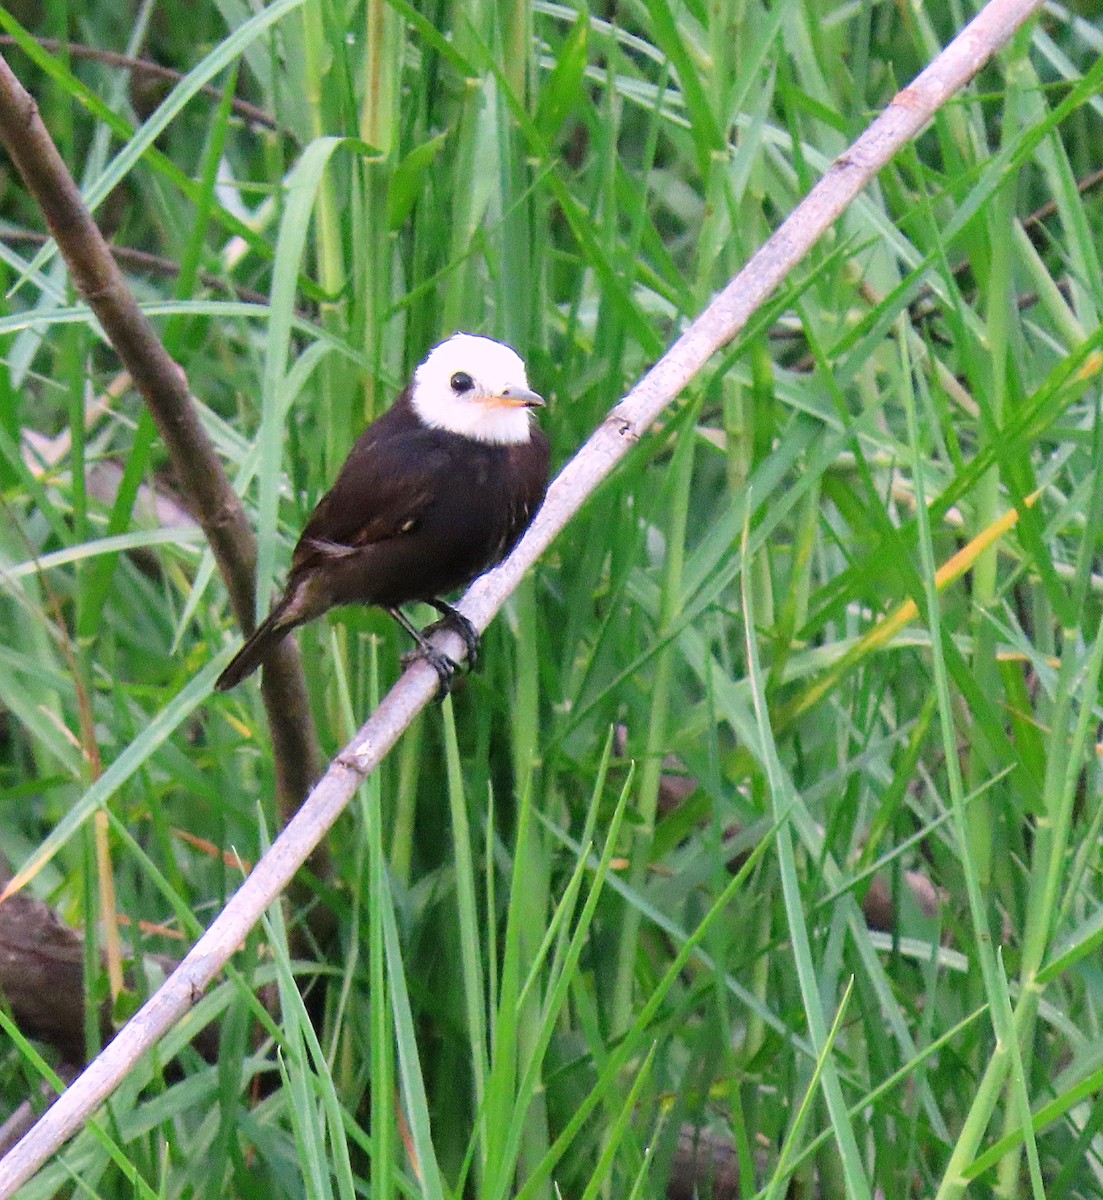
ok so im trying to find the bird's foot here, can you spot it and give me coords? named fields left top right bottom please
left=425, top=601, right=481, bottom=672
left=400, top=643, right=457, bottom=701
left=388, top=604, right=475, bottom=700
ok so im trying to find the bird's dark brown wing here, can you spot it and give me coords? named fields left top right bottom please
left=290, top=418, right=452, bottom=576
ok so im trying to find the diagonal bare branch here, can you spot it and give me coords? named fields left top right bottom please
left=0, top=0, right=1044, bottom=1192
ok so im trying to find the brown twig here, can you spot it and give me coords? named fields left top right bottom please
left=0, top=34, right=279, bottom=130
left=0, top=0, right=1046, bottom=1191
left=0, top=227, right=281, bottom=311
left=0, top=57, right=323, bottom=856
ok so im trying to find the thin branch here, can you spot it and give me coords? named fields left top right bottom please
left=0, top=49, right=323, bottom=827
left=0, top=34, right=279, bottom=129
left=0, top=0, right=1045, bottom=1192
left=1, top=227, right=284, bottom=311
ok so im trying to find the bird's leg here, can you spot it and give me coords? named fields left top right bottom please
left=425, top=600, right=481, bottom=671
left=388, top=607, right=456, bottom=700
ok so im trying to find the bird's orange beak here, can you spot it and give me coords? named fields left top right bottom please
left=490, top=385, right=544, bottom=409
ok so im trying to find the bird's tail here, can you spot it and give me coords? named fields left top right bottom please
left=215, top=595, right=299, bottom=691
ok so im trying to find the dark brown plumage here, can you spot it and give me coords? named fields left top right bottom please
left=216, top=334, right=549, bottom=694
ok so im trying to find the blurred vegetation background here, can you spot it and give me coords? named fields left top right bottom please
left=2, top=1, right=1103, bottom=1197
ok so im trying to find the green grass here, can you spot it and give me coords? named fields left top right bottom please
left=3, top=1, right=1103, bottom=1197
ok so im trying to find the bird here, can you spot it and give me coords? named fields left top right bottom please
left=215, top=333, right=550, bottom=695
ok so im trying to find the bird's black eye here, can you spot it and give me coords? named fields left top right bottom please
left=450, top=371, right=474, bottom=394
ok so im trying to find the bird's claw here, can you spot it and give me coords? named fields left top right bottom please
left=401, top=644, right=458, bottom=701
left=425, top=604, right=482, bottom=672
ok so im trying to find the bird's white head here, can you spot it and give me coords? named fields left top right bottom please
left=410, top=333, right=543, bottom=445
